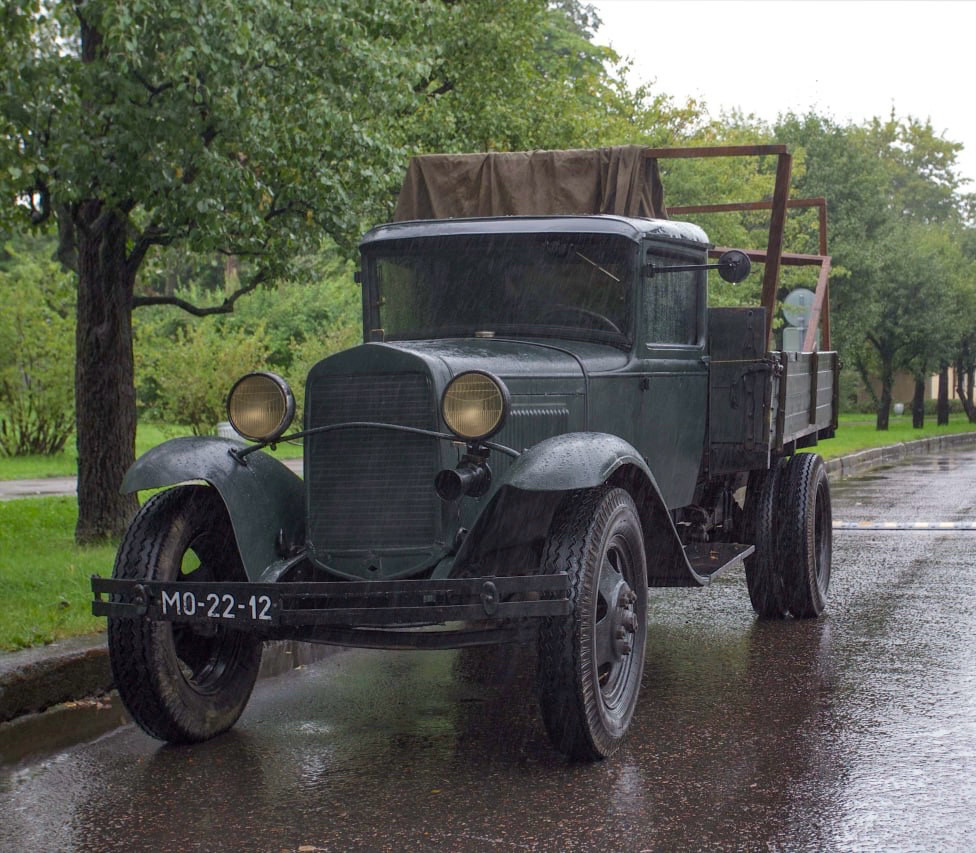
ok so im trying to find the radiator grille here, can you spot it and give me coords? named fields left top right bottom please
left=306, top=372, right=438, bottom=552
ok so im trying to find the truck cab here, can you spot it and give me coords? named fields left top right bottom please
left=302, top=215, right=712, bottom=581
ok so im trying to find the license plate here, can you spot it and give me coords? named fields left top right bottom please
left=157, top=588, right=276, bottom=624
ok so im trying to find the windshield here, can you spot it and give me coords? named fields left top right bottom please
left=365, top=233, right=635, bottom=346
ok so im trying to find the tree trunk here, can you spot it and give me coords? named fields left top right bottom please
left=875, top=363, right=893, bottom=431
left=74, top=202, right=140, bottom=543
left=937, top=363, right=949, bottom=426
left=854, top=354, right=881, bottom=411
left=957, top=356, right=976, bottom=423
left=970, top=368, right=976, bottom=423
left=912, top=378, right=925, bottom=429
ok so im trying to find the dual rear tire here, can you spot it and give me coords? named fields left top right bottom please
left=744, top=453, right=832, bottom=619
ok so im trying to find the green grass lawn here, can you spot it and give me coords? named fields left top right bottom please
left=0, top=497, right=116, bottom=651
left=813, top=412, right=976, bottom=459
left=0, top=413, right=974, bottom=651
left=0, top=423, right=302, bottom=651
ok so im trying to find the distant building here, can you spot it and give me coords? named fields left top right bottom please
left=854, top=368, right=959, bottom=408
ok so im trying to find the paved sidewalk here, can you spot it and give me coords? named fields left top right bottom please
left=0, top=457, right=303, bottom=501
left=0, top=476, right=78, bottom=501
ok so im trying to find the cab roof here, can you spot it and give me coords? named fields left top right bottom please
left=360, top=215, right=710, bottom=250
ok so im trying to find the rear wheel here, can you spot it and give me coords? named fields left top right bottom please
left=743, top=459, right=789, bottom=618
left=537, top=487, right=647, bottom=760
left=108, top=485, right=262, bottom=743
left=778, top=453, right=832, bottom=618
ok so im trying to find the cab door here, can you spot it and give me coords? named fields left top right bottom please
left=631, top=243, right=708, bottom=507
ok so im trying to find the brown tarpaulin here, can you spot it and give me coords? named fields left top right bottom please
left=393, top=146, right=666, bottom=221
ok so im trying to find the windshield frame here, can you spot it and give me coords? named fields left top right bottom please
left=361, top=232, right=640, bottom=350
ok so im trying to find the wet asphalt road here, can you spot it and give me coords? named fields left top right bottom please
left=2, top=449, right=976, bottom=851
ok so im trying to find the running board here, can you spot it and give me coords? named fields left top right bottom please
left=684, top=542, right=755, bottom=582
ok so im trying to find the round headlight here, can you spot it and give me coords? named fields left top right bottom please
left=226, top=372, right=295, bottom=442
left=441, top=371, right=509, bottom=441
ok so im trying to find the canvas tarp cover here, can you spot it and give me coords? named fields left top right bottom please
left=393, top=146, right=666, bottom=221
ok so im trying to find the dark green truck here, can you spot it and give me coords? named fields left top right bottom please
left=93, top=146, right=837, bottom=760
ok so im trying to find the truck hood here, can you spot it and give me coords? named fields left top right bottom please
left=382, top=337, right=629, bottom=391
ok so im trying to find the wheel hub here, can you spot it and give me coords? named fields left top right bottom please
left=609, top=583, right=638, bottom=660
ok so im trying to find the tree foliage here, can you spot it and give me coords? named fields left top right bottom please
left=775, top=111, right=976, bottom=427
left=401, top=0, right=700, bottom=156
left=0, top=0, right=435, bottom=540
left=866, top=112, right=973, bottom=224
left=4, top=0, right=433, bottom=255
left=0, top=235, right=75, bottom=455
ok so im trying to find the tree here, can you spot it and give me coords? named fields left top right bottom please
left=866, top=112, right=971, bottom=224
left=951, top=228, right=976, bottom=422
left=2, top=0, right=697, bottom=542
left=776, top=111, right=976, bottom=427
left=1, top=0, right=433, bottom=541
left=663, top=111, right=782, bottom=309
left=400, top=0, right=700, bottom=155
left=888, top=224, right=964, bottom=429
left=775, top=113, right=893, bottom=358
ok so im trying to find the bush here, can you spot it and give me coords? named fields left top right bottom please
left=0, top=237, right=75, bottom=456
left=135, top=246, right=362, bottom=429
left=219, top=251, right=361, bottom=377
left=136, top=316, right=272, bottom=435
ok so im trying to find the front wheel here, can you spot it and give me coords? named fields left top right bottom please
left=108, top=485, right=262, bottom=743
left=537, top=487, right=647, bottom=760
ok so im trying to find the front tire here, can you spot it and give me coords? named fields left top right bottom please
left=108, top=485, right=262, bottom=743
left=537, top=487, right=647, bottom=760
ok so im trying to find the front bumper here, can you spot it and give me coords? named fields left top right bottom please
left=92, top=573, right=571, bottom=650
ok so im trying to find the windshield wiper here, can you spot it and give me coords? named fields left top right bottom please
left=573, top=250, right=620, bottom=282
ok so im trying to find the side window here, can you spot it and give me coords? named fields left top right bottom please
left=643, top=251, right=701, bottom=346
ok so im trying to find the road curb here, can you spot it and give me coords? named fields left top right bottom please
left=822, top=430, right=976, bottom=481
left=0, top=635, right=337, bottom=725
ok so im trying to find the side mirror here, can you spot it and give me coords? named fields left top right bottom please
left=718, top=250, right=751, bottom=284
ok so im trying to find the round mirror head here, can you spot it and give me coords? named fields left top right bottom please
left=718, top=249, right=752, bottom=284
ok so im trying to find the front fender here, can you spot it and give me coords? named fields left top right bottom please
left=500, top=432, right=654, bottom=492
left=122, top=437, right=304, bottom=582
left=473, top=433, right=704, bottom=587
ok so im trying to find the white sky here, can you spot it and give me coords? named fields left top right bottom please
left=590, top=0, right=976, bottom=188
